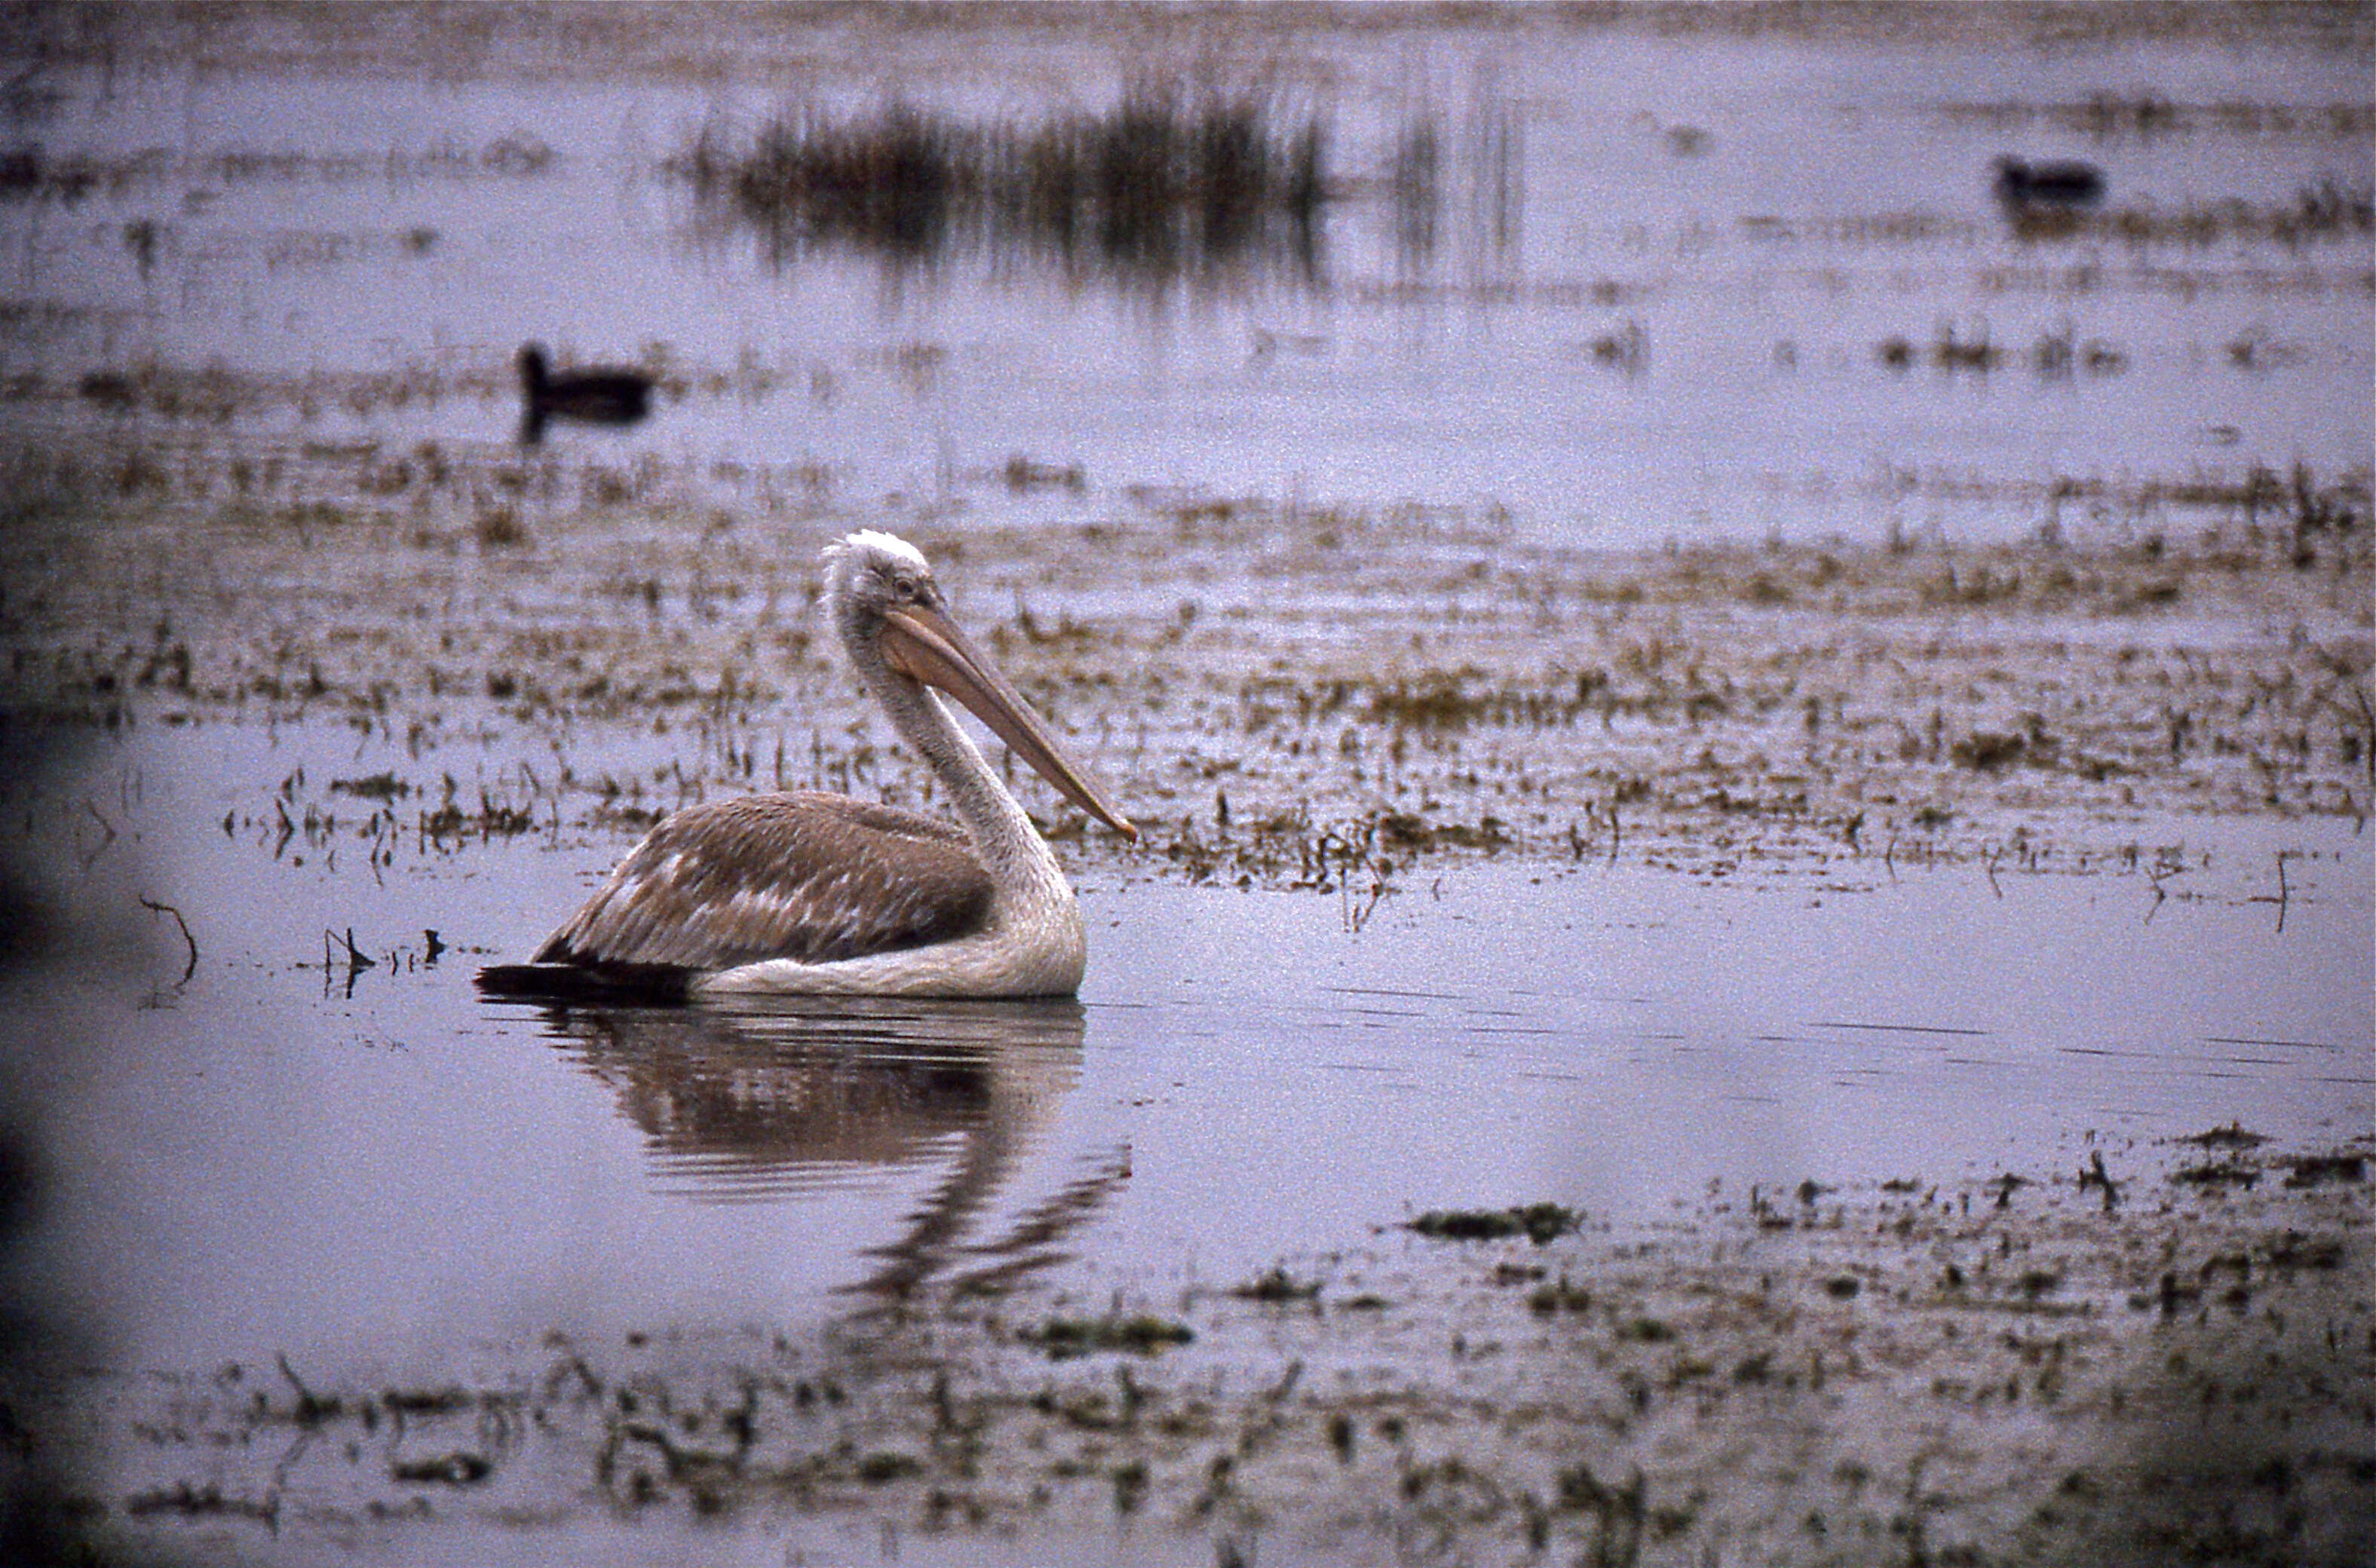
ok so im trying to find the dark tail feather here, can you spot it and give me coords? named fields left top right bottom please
left=474, top=961, right=693, bottom=1006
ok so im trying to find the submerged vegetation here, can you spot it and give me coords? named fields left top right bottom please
left=29, top=1134, right=2368, bottom=1564
left=1407, top=1202, right=1579, bottom=1245
left=1997, top=178, right=2374, bottom=247
left=2, top=432, right=2366, bottom=898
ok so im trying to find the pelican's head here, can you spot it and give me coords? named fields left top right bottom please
left=822, top=531, right=1136, bottom=841
left=824, top=528, right=942, bottom=629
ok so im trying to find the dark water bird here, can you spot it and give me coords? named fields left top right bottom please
left=517, top=342, right=652, bottom=443
left=478, top=530, right=1137, bottom=1001
left=1992, top=156, right=2106, bottom=211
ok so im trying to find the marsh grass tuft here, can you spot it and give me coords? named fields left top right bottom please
left=677, top=86, right=1325, bottom=289
left=1232, top=1265, right=1324, bottom=1303
left=1407, top=1202, right=1577, bottom=1246
left=1019, top=1313, right=1194, bottom=1360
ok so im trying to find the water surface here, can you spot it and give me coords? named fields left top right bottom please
left=14, top=724, right=2365, bottom=1388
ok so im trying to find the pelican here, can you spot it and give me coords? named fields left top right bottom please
left=517, top=343, right=653, bottom=443
left=478, top=531, right=1136, bottom=1001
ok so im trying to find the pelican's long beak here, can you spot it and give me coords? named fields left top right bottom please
left=879, top=602, right=1138, bottom=841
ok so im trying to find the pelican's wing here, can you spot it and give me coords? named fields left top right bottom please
left=533, top=792, right=993, bottom=971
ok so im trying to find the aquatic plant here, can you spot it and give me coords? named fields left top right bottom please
left=1406, top=1202, right=1577, bottom=1246
left=1019, top=1313, right=1194, bottom=1359
left=676, top=86, right=1326, bottom=291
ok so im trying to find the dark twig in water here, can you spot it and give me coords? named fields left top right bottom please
left=78, top=798, right=118, bottom=870
left=2348, top=683, right=2375, bottom=788
left=276, top=1353, right=341, bottom=1426
left=139, top=896, right=198, bottom=985
left=320, top=927, right=377, bottom=997
left=2077, top=1149, right=2120, bottom=1214
left=336, top=927, right=374, bottom=972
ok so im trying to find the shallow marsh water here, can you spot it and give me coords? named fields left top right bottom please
left=3, top=5, right=2373, bottom=1564
left=8, top=718, right=2371, bottom=1563
left=19, top=725, right=2370, bottom=1383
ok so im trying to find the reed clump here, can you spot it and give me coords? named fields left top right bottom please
left=677, top=87, right=1326, bottom=287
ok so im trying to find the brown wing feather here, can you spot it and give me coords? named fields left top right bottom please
left=535, top=792, right=992, bottom=971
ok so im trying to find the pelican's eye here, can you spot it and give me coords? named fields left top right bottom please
left=891, top=573, right=920, bottom=601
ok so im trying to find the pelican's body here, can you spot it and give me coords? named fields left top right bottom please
left=480, top=531, right=1134, bottom=1000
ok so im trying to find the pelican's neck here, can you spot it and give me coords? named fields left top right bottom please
left=855, top=638, right=1063, bottom=893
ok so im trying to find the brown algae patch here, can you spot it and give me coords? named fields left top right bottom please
left=35, top=1135, right=2372, bottom=1565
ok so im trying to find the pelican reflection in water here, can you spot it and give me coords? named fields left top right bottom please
left=538, top=997, right=1124, bottom=1299
left=479, top=531, right=1136, bottom=1002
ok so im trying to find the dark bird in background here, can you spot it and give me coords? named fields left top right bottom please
left=517, top=343, right=651, bottom=443
left=1992, top=156, right=2106, bottom=211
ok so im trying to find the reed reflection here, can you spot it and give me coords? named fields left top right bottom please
left=532, top=997, right=1123, bottom=1298
left=675, top=87, right=1327, bottom=292
left=673, top=81, right=1532, bottom=299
